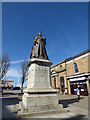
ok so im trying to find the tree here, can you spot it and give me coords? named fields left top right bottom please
left=0, top=54, right=10, bottom=95
left=19, top=59, right=28, bottom=94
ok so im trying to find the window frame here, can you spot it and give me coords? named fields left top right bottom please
left=60, top=76, right=65, bottom=90
left=73, top=63, right=79, bottom=74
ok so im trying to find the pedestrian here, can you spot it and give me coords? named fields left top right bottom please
left=76, top=87, right=80, bottom=100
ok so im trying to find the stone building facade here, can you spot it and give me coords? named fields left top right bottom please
left=51, top=49, right=90, bottom=96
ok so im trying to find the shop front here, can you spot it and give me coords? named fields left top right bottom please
left=67, top=75, right=89, bottom=96
left=70, top=80, right=88, bottom=96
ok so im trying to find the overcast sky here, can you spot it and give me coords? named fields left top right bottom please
left=2, top=2, right=88, bottom=87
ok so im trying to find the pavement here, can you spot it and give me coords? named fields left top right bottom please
left=0, top=90, right=22, bottom=119
left=0, top=90, right=89, bottom=119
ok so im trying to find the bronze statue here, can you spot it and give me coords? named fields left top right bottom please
left=30, top=32, right=49, bottom=60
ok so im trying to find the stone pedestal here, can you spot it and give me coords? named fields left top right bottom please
left=18, top=59, right=64, bottom=118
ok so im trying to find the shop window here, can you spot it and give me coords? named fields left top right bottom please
left=73, top=63, right=79, bottom=74
left=84, top=84, right=87, bottom=89
left=80, top=85, right=84, bottom=89
left=74, top=85, right=77, bottom=89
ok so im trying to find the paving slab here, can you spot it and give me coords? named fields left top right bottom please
left=0, top=92, right=89, bottom=119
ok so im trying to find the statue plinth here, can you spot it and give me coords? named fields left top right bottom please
left=27, top=58, right=52, bottom=90
left=18, top=58, right=64, bottom=118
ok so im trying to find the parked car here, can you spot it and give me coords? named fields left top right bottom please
left=12, top=87, right=20, bottom=90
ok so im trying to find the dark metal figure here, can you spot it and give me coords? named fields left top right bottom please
left=30, top=32, right=49, bottom=60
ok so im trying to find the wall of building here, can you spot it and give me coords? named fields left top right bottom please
left=51, top=70, right=68, bottom=94
left=66, top=54, right=89, bottom=76
left=51, top=61, right=66, bottom=73
left=51, top=50, right=90, bottom=95
left=51, top=61, right=66, bottom=93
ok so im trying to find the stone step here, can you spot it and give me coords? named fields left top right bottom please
left=17, top=101, right=68, bottom=118
left=18, top=108, right=68, bottom=118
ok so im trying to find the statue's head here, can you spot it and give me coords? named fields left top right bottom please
left=38, top=32, right=42, bottom=36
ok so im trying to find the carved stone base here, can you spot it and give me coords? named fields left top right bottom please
left=17, top=59, right=65, bottom=118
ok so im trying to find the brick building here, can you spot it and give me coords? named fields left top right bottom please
left=51, top=49, right=90, bottom=96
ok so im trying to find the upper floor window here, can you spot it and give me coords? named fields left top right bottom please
left=60, top=65, right=62, bottom=67
left=73, top=63, right=79, bottom=74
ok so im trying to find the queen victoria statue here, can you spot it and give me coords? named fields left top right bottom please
left=18, top=32, right=64, bottom=117
left=30, top=32, right=49, bottom=60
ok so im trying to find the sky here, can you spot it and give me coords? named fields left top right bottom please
left=2, top=2, right=88, bottom=87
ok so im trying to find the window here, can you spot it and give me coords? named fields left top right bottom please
left=60, top=76, right=65, bottom=91
left=80, top=85, right=84, bottom=89
left=60, top=65, right=62, bottom=67
left=54, top=78, right=56, bottom=89
left=52, top=71, right=56, bottom=74
left=74, top=85, right=77, bottom=89
left=51, top=70, right=56, bottom=75
left=73, top=63, right=79, bottom=74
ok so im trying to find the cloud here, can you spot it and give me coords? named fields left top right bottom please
left=6, top=68, right=20, bottom=78
left=10, top=59, right=29, bottom=64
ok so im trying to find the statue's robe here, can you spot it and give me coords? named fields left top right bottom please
left=30, top=36, right=49, bottom=60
